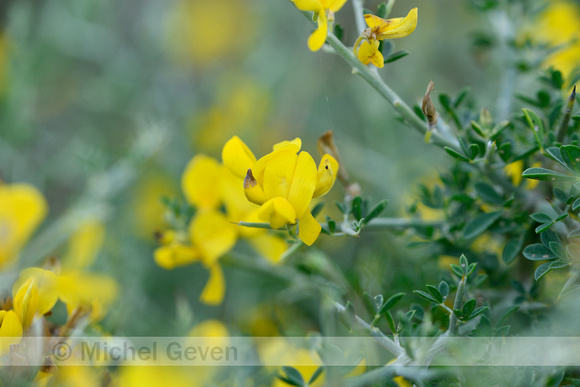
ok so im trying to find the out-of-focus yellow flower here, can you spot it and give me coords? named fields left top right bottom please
left=223, top=136, right=339, bottom=246
left=534, top=0, right=580, bottom=81
left=12, top=268, right=58, bottom=330
left=57, top=272, right=118, bottom=322
left=166, top=0, right=254, bottom=67
left=35, top=365, right=103, bottom=387
left=357, top=39, right=384, bottom=68
left=292, top=0, right=348, bottom=51
left=62, top=220, right=105, bottom=270
left=194, top=77, right=270, bottom=153
left=354, top=8, right=418, bottom=68
left=118, top=364, right=197, bottom=387
left=259, top=337, right=323, bottom=387
left=0, top=310, right=23, bottom=355
left=504, top=160, right=541, bottom=190
left=0, top=183, right=48, bottom=269
left=131, top=172, right=176, bottom=240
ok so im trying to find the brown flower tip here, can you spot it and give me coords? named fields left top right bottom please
left=422, top=80, right=438, bottom=128
left=244, top=169, right=258, bottom=189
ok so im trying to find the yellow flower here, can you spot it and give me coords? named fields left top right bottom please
left=223, top=136, right=339, bottom=246
left=12, top=268, right=59, bottom=330
left=57, top=271, right=118, bottom=322
left=363, top=8, right=418, bottom=41
left=533, top=0, right=580, bottom=81
left=357, top=39, right=384, bottom=68
left=0, top=310, right=23, bottom=355
left=354, top=8, right=418, bottom=68
left=292, top=0, right=348, bottom=51
left=0, top=183, right=48, bottom=268
left=61, top=220, right=105, bottom=270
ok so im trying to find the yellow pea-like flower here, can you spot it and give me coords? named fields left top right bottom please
left=12, top=268, right=58, bottom=329
left=292, top=0, right=348, bottom=51
left=223, top=136, right=339, bottom=246
left=0, top=310, right=23, bottom=355
left=354, top=8, right=419, bottom=68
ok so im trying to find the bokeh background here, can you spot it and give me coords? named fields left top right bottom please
left=2, top=0, right=579, bottom=342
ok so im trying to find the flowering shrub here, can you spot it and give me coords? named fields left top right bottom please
left=2, top=0, right=580, bottom=386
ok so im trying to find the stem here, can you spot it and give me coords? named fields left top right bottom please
left=334, top=301, right=408, bottom=359
left=351, top=0, right=366, bottom=35
left=448, top=275, right=466, bottom=335
left=237, top=217, right=444, bottom=232
left=556, top=85, right=576, bottom=142
left=325, top=33, right=459, bottom=150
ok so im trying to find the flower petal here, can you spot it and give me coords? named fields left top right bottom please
left=0, top=184, right=48, bottom=268
left=371, top=49, right=385, bottom=68
left=12, top=268, right=58, bottom=319
left=292, top=0, right=322, bottom=12
left=257, top=197, right=297, bottom=229
left=154, top=244, right=200, bottom=269
left=328, top=0, right=347, bottom=12
left=357, top=39, right=382, bottom=66
left=200, top=264, right=225, bottom=305
left=262, top=151, right=298, bottom=200
left=190, top=211, right=237, bottom=265
left=222, top=136, right=257, bottom=180
left=287, top=151, right=317, bottom=217
left=0, top=310, right=22, bottom=355
left=244, top=169, right=268, bottom=205
left=308, top=12, right=328, bottom=51
left=273, top=138, right=302, bottom=153
left=313, top=154, right=339, bottom=197
left=181, top=154, right=222, bottom=209
left=376, top=8, right=418, bottom=39
left=248, top=233, right=287, bottom=264
left=298, top=211, right=321, bottom=246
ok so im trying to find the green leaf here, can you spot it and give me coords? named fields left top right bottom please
left=535, top=222, right=553, bottom=234
left=279, top=367, right=305, bottom=387
left=497, top=306, right=519, bottom=327
left=362, top=199, right=388, bottom=225
left=444, top=146, right=470, bottom=162
left=541, top=228, right=561, bottom=246
left=454, top=87, right=470, bottom=108
left=380, top=292, right=405, bottom=313
left=474, top=182, right=503, bottom=205
left=326, top=216, right=336, bottom=234
left=463, top=211, right=502, bottom=239
left=374, top=294, right=384, bottom=311
left=335, top=201, right=348, bottom=214
left=385, top=310, right=396, bottom=333
left=333, top=24, right=344, bottom=42
left=502, top=236, right=523, bottom=264
left=550, top=260, right=570, bottom=269
left=545, top=147, right=572, bottom=171
left=469, top=306, right=489, bottom=320
left=522, top=167, right=575, bottom=181
left=363, top=292, right=376, bottom=315
left=384, top=50, right=409, bottom=64
left=574, top=198, right=580, bottom=211
left=450, top=264, right=463, bottom=277
left=471, top=121, right=485, bottom=137
left=426, top=285, right=443, bottom=303
left=459, top=254, right=469, bottom=270
left=438, top=281, right=449, bottom=299
left=553, top=187, right=569, bottom=203
left=311, top=202, right=325, bottom=218
left=308, top=367, right=324, bottom=385
left=568, top=228, right=580, bottom=238
left=376, top=2, right=387, bottom=18
left=530, top=213, right=553, bottom=223
left=413, top=290, right=439, bottom=304
left=560, top=145, right=580, bottom=173
left=548, top=241, right=567, bottom=259
left=462, top=299, right=477, bottom=318
left=523, top=243, right=556, bottom=261
left=351, top=196, right=368, bottom=221
left=534, top=262, right=552, bottom=280
left=490, top=121, right=511, bottom=139
left=466, top=263, right=478, bottom=276
left=522, top=108, right=545, bottom=149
